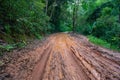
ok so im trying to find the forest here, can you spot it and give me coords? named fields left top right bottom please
left=0, top=0, right=120, bottom=53
left=0, top=0, right=120, bottom=80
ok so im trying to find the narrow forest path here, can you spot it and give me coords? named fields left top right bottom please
left=0, top=33, right=120, bottom=80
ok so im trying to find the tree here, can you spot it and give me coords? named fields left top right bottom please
left=0, top=0, right=49, bottom=42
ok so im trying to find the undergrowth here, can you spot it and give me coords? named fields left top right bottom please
left=88, top=35, right=120, bottom=52
left=0, top=42, right=26, bottom=56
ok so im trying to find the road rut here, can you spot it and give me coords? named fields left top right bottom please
left=0, top=33, right=120, bottom=80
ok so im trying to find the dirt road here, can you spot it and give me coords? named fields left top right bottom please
left=0, top=33, right=120, bottom=80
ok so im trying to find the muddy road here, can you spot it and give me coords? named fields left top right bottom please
left=0, top=33, right=120, bottom=80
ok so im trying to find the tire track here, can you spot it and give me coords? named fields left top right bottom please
left=1, top=33, right=120, bottom=80
left=31, top=33, right=120, bottom=80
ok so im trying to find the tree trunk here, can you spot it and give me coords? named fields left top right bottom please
left=72, top=5, right=76, bottom=32
left=45, top=0, right=48, bottom=15
left=119, top=6, right=120, bottom=23
left=72, top=0, right=80, bottom=32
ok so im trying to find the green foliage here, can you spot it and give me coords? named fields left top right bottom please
left=0, top=0, right=50, bottom=42
left=102, top=7, right=112, bottom=15
left=90, top=6, right=120, bottom=49
left=88, top=35, right=120, bottom=51
left=81, top=24, right=93, bottom=35
left=0, top=44, right=14, bottom=56
left=71, top=0, right=120, bottom=51
left=0, top=0, right=120, bottom=52
left=0, top=42, right=26, bottom=56
left=88, top=35, right=111, bottom=48
left=59, top=21, right=72, bottom=32
left=0, top=45, right=14, bottom=52
left=60, top=26, right=72, bottom=32
left=92, top=16, right=114, bottom=37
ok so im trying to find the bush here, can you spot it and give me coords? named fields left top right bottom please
left=88, top=35, right=120, bottom=51
left=0, top=0, right=50, bottom=43
left=89, top=7, right=120, bottom=49
left=59, top=22, right=72, bottom=32
left=88, top=35, right=111, bottom=48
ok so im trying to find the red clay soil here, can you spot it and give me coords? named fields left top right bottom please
left=0, top=33, right=120, bottom=80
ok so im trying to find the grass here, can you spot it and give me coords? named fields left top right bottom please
left=87, top=35, right=120, bottom=52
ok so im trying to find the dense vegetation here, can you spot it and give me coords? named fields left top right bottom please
left=0, top=0, right=120, bottom=52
